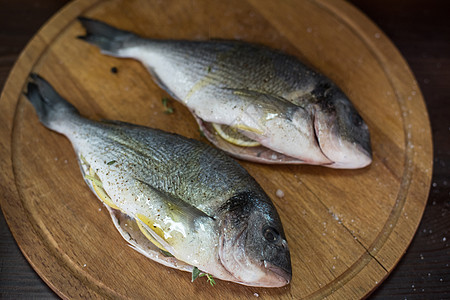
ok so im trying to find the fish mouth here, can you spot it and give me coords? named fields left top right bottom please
left=260, top=260, right=292, bottom=287
left=218, top=225, right=291, bottom=287
left=232, top=261, right=291, bottom=288
left=313, top=113, right=372, bottom=169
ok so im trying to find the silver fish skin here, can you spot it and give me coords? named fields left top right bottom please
left=78, top=17, right=372, bottom=169
left=24, top=74, right=291, bottom=287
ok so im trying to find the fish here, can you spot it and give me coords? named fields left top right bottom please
left=24, top=74, right=291, bottom=287
left=77, top=17, right=372, bottom=169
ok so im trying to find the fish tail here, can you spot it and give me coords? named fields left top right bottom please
left=25, top=73, right=80, bottom=132
left=77, top=17, right=137, bottom=56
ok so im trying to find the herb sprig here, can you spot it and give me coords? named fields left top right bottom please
left=162, top=97, right=174, bottom=114
left=191, top=267, right=216, bottom=286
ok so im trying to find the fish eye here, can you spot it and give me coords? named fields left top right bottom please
left=263, top=226, right=280, bottom=243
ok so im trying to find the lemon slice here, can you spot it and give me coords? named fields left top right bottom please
left=86, top=167, right=120, bottom=210
left=212, top=123, right=261, bottom=147
left=136, top=214, right=169, bottom=252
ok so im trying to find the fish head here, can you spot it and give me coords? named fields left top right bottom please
left=313, top=84, right=372, bottom=168
left=218, top=191, right=291, bottom=287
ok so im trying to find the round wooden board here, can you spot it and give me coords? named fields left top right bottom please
left=0, top=0, right=433, bottom=299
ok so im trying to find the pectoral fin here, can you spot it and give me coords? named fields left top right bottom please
left=132, top=178, right=214, bottom=258
left=227, top=88, right=291, bottom=105
left=134, top=178, right=213, bottom=221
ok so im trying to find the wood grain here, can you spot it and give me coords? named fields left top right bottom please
left=0, top=0, right=433, bottom=299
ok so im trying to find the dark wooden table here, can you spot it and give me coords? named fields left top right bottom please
left=1, top=0, right=448, bottom=298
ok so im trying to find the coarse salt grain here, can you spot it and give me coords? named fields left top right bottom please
left=276, top=189, right=285, bottom=198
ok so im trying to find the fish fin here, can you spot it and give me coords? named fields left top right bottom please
left=226, top=87, right=291, bottom=104
left=226, top=87, right=307, bottom=122
left=134, top=178, right=213, bottom=220
left=77, top=17, right=137, bottom=56
left=24, top=74, right=80, bottom=132
left=77, top=18, right=181, bottom=99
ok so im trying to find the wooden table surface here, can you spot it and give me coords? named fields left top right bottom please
left=0, top=0, right=448, bottom=299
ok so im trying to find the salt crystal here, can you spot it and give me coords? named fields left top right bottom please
left=443, top=237, right=447, bottom=242
left=83, top=264, right=87, bottom=267
left=276, top=189, right=285, bottom=198
left=254, top=293, right=259, bottom=297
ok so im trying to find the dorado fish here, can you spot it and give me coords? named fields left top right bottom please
left=78, top=17, right=372, bottom=169
left=24, top=74, right=291, bottom=287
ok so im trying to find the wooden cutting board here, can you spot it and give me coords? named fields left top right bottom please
left=0, top=0, right=432, bottom=299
